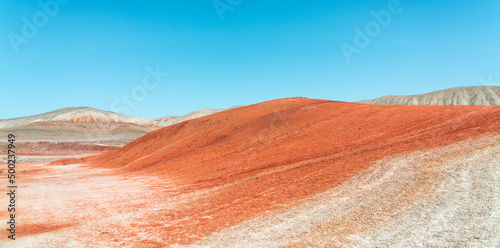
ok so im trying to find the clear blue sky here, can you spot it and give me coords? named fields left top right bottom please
left=1, top=0, right=499, bottom=119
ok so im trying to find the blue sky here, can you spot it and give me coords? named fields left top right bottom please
left=1, top=0, right=499, bottom=119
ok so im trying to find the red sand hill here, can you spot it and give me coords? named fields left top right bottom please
left=52, top=97, right=500, bottom=244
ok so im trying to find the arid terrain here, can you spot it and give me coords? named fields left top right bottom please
left=358, top=86, right=500, bottom=106
left=0, top=107, right=226, bottom=163
left=1, top=94, right=499, bottom=247
left=0, top=107, right=156, bottom=164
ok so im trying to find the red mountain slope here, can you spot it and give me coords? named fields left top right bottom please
left=52, top=97, right=500, bottom=244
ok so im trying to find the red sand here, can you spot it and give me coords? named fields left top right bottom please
left=49, top=98, right=500, bottom=244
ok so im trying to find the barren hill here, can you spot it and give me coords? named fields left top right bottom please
left=0, top=121, right=156, bottom=138
left=149, top=108, right=227, bottom=127
left=0, top=107, right=151, bottom=129
left=0, top=106, right=236, bottom=162
left=0, top=107, right=159, bottom=162
left=45, top=97, right=500, bottom=246
left=358, top=86, right=500, bottom=105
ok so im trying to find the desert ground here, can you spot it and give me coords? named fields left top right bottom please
left=1, top=94, right=500, bottom=247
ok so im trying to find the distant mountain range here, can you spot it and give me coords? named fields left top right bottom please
left=0, top=106, right=229, bottom=162
left=0, top=107, right=229, bottom=130
left=150, top=108, right=229, bottom=127
left=358, top=86, right=500, bottom=105
left=0, top=107, right=151, bottom=130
